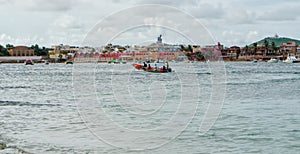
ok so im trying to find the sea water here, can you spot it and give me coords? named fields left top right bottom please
left=0, top=62, right=299, bottom=153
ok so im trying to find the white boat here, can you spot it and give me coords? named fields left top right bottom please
left=267, top=58, right=279, bottom=63
left=283, top=54, right=300, bottom=63
left=252, top=59, right=258, bottom=63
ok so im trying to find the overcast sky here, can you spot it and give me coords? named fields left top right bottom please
left=0, top=0, right=299, bottom=47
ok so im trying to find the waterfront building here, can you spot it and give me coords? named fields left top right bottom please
left=280, top=41, right=297, bottom=55
left=8, top=46, right=34, bottom=56
left=49, top=44, right=80, bottom=61
left=0, top=46, right=42, bottom=62
left=297, top=46, right=300, bottom=56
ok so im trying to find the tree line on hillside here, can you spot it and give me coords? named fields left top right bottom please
left=0, top=44, right=49, bottom=56
left=180, top=45, right=205, bottom=61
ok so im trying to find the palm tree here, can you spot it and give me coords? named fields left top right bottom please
left=187, top=45, right=193, bottom=53
left=6, top=44, right=13, bottom=49
left=245, top=45, right=249, bottom=56
left=180, top=45, right=185, bottom=52
left=253, top=43, right=257, bottom=55
left=181, top=45, right=194, bottom=61
left=236, top=48, right=241, bottom=59
left=271, top=42, right=277, bottom=55
left=264, top=39, right=269, bottom=56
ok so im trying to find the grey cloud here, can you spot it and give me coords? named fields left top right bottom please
left=257, top=6, right=300, bottom=21
left=0, top=0, right=78, bottom=11
left=52, top=15, right=84, bottom=29
left=0, top=0, right=10, bottom=5
left=136, top=0, right=198, bottom=6
left=225, top=9, right=256, bottom=24
left=188, top=3, right=225, bottom=19
left=83, top=5, right=214, bottom=46
left=27, top=0, right=79, bottom=12
left=1, top=0, right=299, bottom=47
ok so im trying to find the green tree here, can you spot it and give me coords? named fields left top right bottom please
left=40, top=47, right=48, bottom=56
left=6, top=44, right=13, bottom=49
left=245, top=45, right=249, bottom=55
left=180, top=45, right=185, bottom=52
left=195, top=51, right=204, bottom=60
left=0, top=45, right=9, bottom=56
left=236, top=48, right=241, bottom=59
left=253, top=43, right=257, bottom=55
left=271, top=42, right=278, bottom=55
left=60, top=51, right=68, bottom=55
left=264, top=39, right=269, bottom=56
left=181, top=45, right=195, bottom=60
left=187, top=45, right=193, bottom=52
left=31, top=44, right=48, bottom=56
left=185, top=52, right=192, bottom=60
left=31, top=44, right=39, bottom=55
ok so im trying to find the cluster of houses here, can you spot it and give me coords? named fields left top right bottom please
left=47, top=37, right=183, bottom=63
left=1, top=35, right=300, bottom=63
left=220, top=35, right=300, bottom=61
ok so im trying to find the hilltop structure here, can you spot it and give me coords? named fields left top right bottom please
left=157, top=34, right=162, bottom=44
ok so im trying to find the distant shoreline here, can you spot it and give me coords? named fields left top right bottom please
left=0, top=60, right=277, bottom=64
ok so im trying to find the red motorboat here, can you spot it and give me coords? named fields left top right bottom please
left=132, top=63, right=172, bottom=73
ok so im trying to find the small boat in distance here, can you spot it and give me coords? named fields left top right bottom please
left=65, top=61, right=73, bottom=64
left=252, top=59, right=258, bottom=63
left=108, top=59, right=127, bottom=64
left=45, top=60, right=49, bottom=65
left=267, top=58, right=279, bottom=63
left=25, top=59, right=34, bottom=65
left=283, top=54, right=300, bottom=63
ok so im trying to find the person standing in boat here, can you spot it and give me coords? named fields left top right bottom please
left=166, top=62, right=169, bottom=70
left=162, top=65, right=166, bottom=72
left=143, top=62, right=147, bottom=67
left=155, top=63, right=158, bottom=71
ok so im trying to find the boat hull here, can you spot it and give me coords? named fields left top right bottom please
left=283, top=60, right=300, bottom=63
left=267, top=59, right=279, bottom=63
left=283, top=54, right=300, bottom=63
left=66, top=61, right=73, bottom=64
left=25, top=59, right=34, bottom=65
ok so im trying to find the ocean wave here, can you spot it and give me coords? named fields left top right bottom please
left=0, top=101, right=60, bottom=107
left=0, top=86, right=31, bottom=90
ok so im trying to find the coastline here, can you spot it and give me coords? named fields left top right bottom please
left=0, top=55, right=291, bottom=64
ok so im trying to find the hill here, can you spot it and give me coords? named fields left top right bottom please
left=249, top=36, right=300, bottom=47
